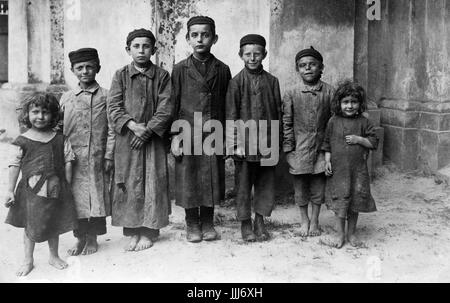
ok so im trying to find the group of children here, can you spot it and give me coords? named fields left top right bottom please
left=4, top=16, right=378, bottom=277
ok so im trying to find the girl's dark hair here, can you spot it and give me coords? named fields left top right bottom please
left=332, top=80, right=367, bottom=116
left=20, top=92, right=60, bottom=129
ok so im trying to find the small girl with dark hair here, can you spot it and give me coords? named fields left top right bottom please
left=320, top=80, right=378, bottom=248
left=4, top=92, right=78, bottom=276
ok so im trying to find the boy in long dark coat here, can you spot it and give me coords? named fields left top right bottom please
left=226, top=34, right=281, bottom=241
left=108, top=29, right=174, bottom=251
left=171, top=16, right=231, bottom=242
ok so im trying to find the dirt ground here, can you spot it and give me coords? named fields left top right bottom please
left=0, top=140, right=450, bottom=283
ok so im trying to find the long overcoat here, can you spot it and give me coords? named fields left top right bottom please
left=108, top=62, right=173, bottom=229
left=171, top=55, right=231, bottom=208
left=60, top=82, right=115, bottom=219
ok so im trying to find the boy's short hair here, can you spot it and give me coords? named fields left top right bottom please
left=126, top=28, right=156, bottom=47
left=186, top=16, right=216, bottom=37
left=295, top=46, right=323, bottom=71
left=332, top=80, right=367, bottom=116
left=69, top=48, right=100, bottom=67
left=20, top=92, right=60, bottom=129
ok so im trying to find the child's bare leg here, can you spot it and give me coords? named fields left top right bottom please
left=309, top=204, right=322, bottom=236
left=82, top=234, right=98, bottom=255
left=48, top=236, right=68, bottom=270
left=17, top=231, right=35, bottom=276
left=68, top=236, right=86, bottom=256
left=298, top=205, right=310, bottom=237
left=347, top=211, right=363, bottom=247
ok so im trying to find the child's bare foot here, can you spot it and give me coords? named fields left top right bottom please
left=298, top=220, right=310, bottom=237
left=82, top=235, right=98, bottom=255
left=125, top=235, right=140, bottom=251
left=347, top=234, right=365, bottom=247
left=16, top=259, right=34, bottom=276
left=48, top=256, right=68, bottom=270
left=319, top=235, right=345, bottom=249
left=68, top=237, right=86, bottom=256
left=309, top=220, right=321, bottom=237
left=134, top=235, right=153, bottom=251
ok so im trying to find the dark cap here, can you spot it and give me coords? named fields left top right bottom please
left=295, top=46, right=323, bottom=64
left=69, top=48, right=99, bottom=65
left=187, top=16, right=216, bottom=33
left=126, top=28, right=156, bottom=46
left=240, top=34, right=266, bottom=48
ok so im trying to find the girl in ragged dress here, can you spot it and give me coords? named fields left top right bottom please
left=4, top=93, right=78, bottom=276
left=321, top=81, right=378, bottom=249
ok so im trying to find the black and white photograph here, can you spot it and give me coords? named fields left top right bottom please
left=0, top=0, right=449, bottom=286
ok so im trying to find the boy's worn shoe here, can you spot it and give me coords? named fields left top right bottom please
left=241, top=219, right=256, bottom=242
left=201, top=222, right=218, bottom=241
left=254, top=214, right=270, bottom=241
left=186, top=223, right=202, bottom=243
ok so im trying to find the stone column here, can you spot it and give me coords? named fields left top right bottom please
left=8, top=0, right=28, bottom=84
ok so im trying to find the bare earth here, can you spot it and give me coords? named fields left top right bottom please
left=0, top=141, right=449, bottom=283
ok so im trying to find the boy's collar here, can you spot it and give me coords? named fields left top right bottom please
left=185, top=54, right=216, bottom=67
left=300, top=80, right=323, bottom=93
left=129, top=61, right=155, bottom=79
left=75, top=81, right=100, bottom=95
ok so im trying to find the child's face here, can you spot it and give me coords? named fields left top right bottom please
left=340, top=96, right=360, bottom=117
left=28, top=105, right=52, bottom=130
left=186, top=24, right=217, bottom=56
left=296, top=56, right=323, bottom=84
left=240, top=44, right=266, bottom=71
left=71, top=60, right=99, bottom=85
left=126, top=37, right=156, bottom=67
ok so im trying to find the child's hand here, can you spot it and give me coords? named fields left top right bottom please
left=325, top=161, right=333, bottom=176
left=128, top=121, right=152, bottom=141
left=104, top=159, right=114, bottom=173
left=4, top=191, right=15, bottom=208
left=345, top=135, right=361, bottom=145
left=130, top=135, right=145, bottom=150
left=170, top=135, right=183, bottom=161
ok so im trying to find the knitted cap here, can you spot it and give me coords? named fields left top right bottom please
left=240, top=34, right=266, bottom=48
left=187, top=16, right=216, bottom=33
left=126, top=28, right=156, bottom=46
left=295, top=46, right=323, bottom=64
left=68, top=48, right=99, bottom=65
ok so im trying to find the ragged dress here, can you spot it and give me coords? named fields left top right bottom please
left=5, top=133, right=78, bottom=242
left=321, top=114, right=378, bottom=218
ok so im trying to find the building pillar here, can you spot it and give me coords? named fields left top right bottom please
left=7, top=0, right=27, bottom=84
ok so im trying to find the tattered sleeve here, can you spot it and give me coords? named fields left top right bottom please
left=321, top=117, right=332, bottom=153
left=282, top=91, right=295, bottom=153
left=107, top=70, right=133, bottom=135
left=147, top=70, right=174, bottom=138
left=225, top=78, right=240, bottom=153
left=363, top=118, right=379, bottom=150
left=104, top=89, right=116, bottom=160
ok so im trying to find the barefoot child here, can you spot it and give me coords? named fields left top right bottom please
left=321, top=80, right=378, bottom=248
left=4, top=93, right=78, bottom=276
left=108, top=29, right=173, bottom=251
left=60, top=48, right=115, bottom=256
left=226, top=34, right=281, bottom=242
left=282, top=46, right=334, bottom=237
left=171, top=16, right=231, bottom=243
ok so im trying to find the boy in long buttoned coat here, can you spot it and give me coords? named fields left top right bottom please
left=171, top=16, right=231, bottom=242
left=108, top=29, right=174, bottom=251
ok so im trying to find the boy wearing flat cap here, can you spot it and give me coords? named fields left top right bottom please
left=226, top=34, right=281, bottom=241
left=282, top=46, right=335, bottom=237
left=60, top=47, right=115, bottom=255
left=171, top=16, right=231, bottom=243
left=108, top=28, right=174, bottom=251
